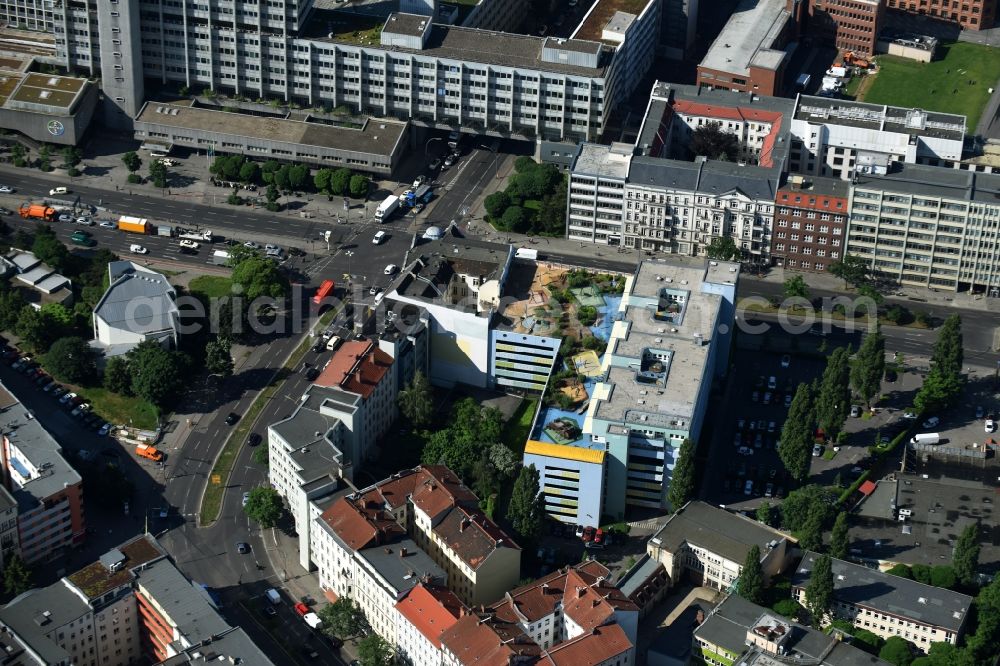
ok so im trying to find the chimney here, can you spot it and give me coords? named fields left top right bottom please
left=696, top=609, right=705, bottom=625
left=577, top=587, right=586, bottom=598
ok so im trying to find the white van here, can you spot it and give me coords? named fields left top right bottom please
left=129, top=244, right=148, bottom=254
left=49, top=187, right=69, bottom=195
left=149, top=151, right=169, bottom=159
left=325, top=335, right=342, bottom=351
left=372, top=230, right=386, bottom=245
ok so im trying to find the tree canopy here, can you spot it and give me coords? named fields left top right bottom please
left=317, top=598, right=367, bottom=639
left=507, top=464, right=544, bottom=543
left=829, top=512, right=850, bottom=559
left=690, top=122, right=740, bottom=161
left=126, top=340, right=186, bottom=408
left=231, top=252, right=290, bottom=301
left=879, top=636, right=916, bottom=666
left=667, top=438, right=696, bottom=510
left=356, top=634, right=393, bottom=666
left=243, top=486, right=283, bottom=528
left=3, top=554, right=32, bottom=596
left=783, top=275, right=810, bottom=299
left=952, top=522, right=980, bottom=587
left=915, top=315, right=964, bottom=414
left=815, top=347, right=852, bottom=439
left=45, top=337, right=96, bottom=385
left=736, top=544, right=765, bottom=605
left=779, top=382, right=816, bottom=482
left=851, top=323, right=885, bottom=407
left=828, top=254, right=871, bottom=288
left=805, top=554, right=834, bottom=625
left=705, top=236, right=741, bottom=261
left=398, top=370, right=433, bottom=427
left=205, top=336, right=234, bottom=377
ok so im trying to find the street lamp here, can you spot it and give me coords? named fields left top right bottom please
left=425, top=137, right=445, bottom=163
left=479, top=142, right=500, bottom=180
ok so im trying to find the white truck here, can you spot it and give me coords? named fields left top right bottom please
left=177, top=228, right=213, bottom=242
left=910, top=433, right=940, bottom=445
left=375, top=195, right=399, bottom=222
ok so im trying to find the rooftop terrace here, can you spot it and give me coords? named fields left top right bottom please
left=573, top=0, right=655, bottom=43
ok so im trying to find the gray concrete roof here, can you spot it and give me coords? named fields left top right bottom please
left=852, top=163, right=1000, bottom=204
left=792, top=551, right=973, bottom=632
left=794, top=96, right=966, bottom=142
left=650, top=501, right=787, bottom=564
left=628, top=157, right=783, bottom=202
left=571, top=142, right=633, bottom=180
left=270, top=385, right=347, bottom=469
left=157, top=626, right=276, bottom=665
left=94, top=261, right=178, bottom=335
left=0, top=582, right=90, bottom=665
left=699, top=0, right=791, bottom=75
left=359, top=537, right=447, bottom=594
left=615, top=553, right=666, bottom=598
left=0, top=388, right=81, bottom=510
left=134, top=559, right=230, bottom=644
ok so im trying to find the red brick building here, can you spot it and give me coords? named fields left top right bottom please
left=886, top=0, right=996, bottom=30
left=808, top=0, right=884, bottom=55
left=771, top=176, right=850, bottom=272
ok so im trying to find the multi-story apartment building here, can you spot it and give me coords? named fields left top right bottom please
left=0, top=485, right=17, bottom=573
left=522, top=441, right=606, bottom=526
left=313, top=466, right=519, bottom=612
left=788, top=96, right=967, bottom=180
left=885, top=0, right=997, bottom=30
left=696, top=0, right=801, bottom=96
left=0, top=0, right=51, bottom=30
left=582, top=261, right=737, bottom=516
left=568, top=83, right=789, bottom=261
left=0, top=384, right=84, bottom=564
left=647, top=501, right=791, bottom=591
left=807, top=0, right=883, bottom=55
left=846, top=164, right=1000, bottom=294
left=394, top=583, right=465, bottom=666
left=661, top=0, right=701, bottom=59
left=792, top=552, right=973, bottom=650
left=691, top=594, right=892, bottom=666
left=439, top=561, right=637, bottom=666
left=0, top=535, right=274, bottom=666
left=771, top=175, right=850, bottom=272
left=42, top=0, right=661, bottom=154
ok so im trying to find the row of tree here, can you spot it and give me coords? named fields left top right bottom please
left=208, top=155, right=372, bottom=198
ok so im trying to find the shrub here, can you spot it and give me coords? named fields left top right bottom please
left=227, top=192, right=243, bottom=205
left=126, top=173, right=143, bottom=184
left=67, top=167, right=80, bottom=177
left=772, top=599, right=802, bottom=618
left=576, top=305, right=598, bottom=326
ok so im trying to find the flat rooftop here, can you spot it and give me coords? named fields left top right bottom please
left=66, top=535, right=164, bottom=600
left=134, top=559, right=230, bottom=644
left=572, top=142, right=632, bottom=180
left=699, top=0, right=790, bottom=75
left=852, top=163, right=1000, bottom=204
left=136, top=101, right=407, bottom=156
left=358, top=537, right=446, bottom=595
left=303, top=9, right=611, bottom=77
left=8, top=72, right=86, bottom=110
left=794, top=96, right=966, bottom=142
left=573, top=0, right=655, bottom=42
left=778, top=176, right=851, bottom=199
left=650, top=501, right=786, bottom=565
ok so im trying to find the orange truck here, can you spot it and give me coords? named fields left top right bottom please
left=19, top=204, right=57, bottom=221
left=135, top=444, right=164, bottom=462
left=118, top=215, right=153, bottom=234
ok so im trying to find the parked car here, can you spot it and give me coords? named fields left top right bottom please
left=767, top=376, right=777, bottom=389
left=0, top=185, right=15, bottom=193
left=428, top=157, right=442, bottom=170
left=75, top=216, right=93, bottom=226
left=812, top=444, right=823, bottom=457
left=976, top=406, right=985, bottom=419
left=850, top=405, right=861, bottom=417
left=902, top=411, right=917, bottom=419
left=98, top=422, right=112, bottom=436
left=784, top=394, right=792, bottom=407
left=58, top=213, right=73, bottom=223
left=987, top=419, right=996, bottom=433
left=383, top=264, right=398, bottom=275
left=923, top=416, right=940, bottom=428
left=780, top=354, right=790, bottom=368
left=242, top=492, right=251, bottom=507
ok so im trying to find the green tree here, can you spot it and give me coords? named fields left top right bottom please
left=205, top=336, right=233, bottom=377
left=915, top=315, right=964, bottom=413
left=805, top=554, right=834, bottom=625
left=830, top=512, right=850, bottom=559
left=484, top=191, right=511, bottom=219
left=3, top=554, right=32, bottom=596
left=356, top=634, right=393, bottom=666
left=260, top=159, right=280, bottom=184
left=10, top=143, right=26, bottom=166
left=265, top=183, right=280, bottom=207
left=397, top=370, right=433, bottom=427
left=799, top=505, right=826, bottom=552
left=103, top=356, right=132, bottom=395
left=500, top=205, right=527, bottom=231
left=238, top=160, right=260, bottom=184
left=122, top=151, right=141, bottom=173
left=783, top=274, right=810, bottom=299
left=828, top=254, right=871, bottom=288
left=853, top=629, right=884, bottom=653
left=349, top=173, right=370, bottom=198
left=148, top=159, right=168, bottom=188
left=886, top=564, right=913, bottom=579
left=231, top=253, right=289, bottom=300
left=61, top=146, right=82, bottom=169
left=930, top=565, right=956, bottom=589
left=251, top=445, right=268, bottom=467
left=879, top=637, right=915, bottom=666
left=288, top=163, right=310, bottom=191
left=330, top=167, right=352, bottom=195
left=15, top=306, right=49, bottom=351
left=32, top=225, right=70, bottom=271
left=243, top=486, right=283, bottom=528
left=756, top=501, right=773, bottom=526
left=536, top=183, right=568, bottom=235
left=314, top=168, right=333, bottom=194
left=273, top=164, right=291, bottom=190
left=38, top=144, right=51, bottom=171
left=667, top=438, right=695, bottom=510
left=952, top=522, right=980, bottom=587
left=507, top=464, right=544, bottom=542
left=911, top=564, right=933, bottom=585
left=816, top=347, right=852, bottom=439
left=911, top=642, right=975, bottom=666
left=736, top=544, right=765, bottom=604
left=781, top=485, right=836, bottom=533
left=0, top=287, right=27, bottom=330
left=40, top=302, right=74, bottom=332
left=780, top=382, right=816, bottom=482
left=705, top=236, right=741, bottom=261
left=44, top=337, right=96, bottom=385
left=690, top=122, right=739, bottom=161
left=317, top=598, right=367, bottom=639
left=851, top=323, right=885, bottom=407
left=488, top=442, right=519, bottom=477
left=127, top=340, right=185, bottom=408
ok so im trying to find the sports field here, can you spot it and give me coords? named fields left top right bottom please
left=860, top=41, right=1000, bottom=132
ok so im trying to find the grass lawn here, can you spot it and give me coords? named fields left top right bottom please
left=822, top=448, right=838, bottom=461
left=189, top=275, right=233, bottom=299
left=500, top=398, right=538, bottom=456
left=522, top=199, right=542, bottom=211
left=82, top=387, right=159, bottom=430
left=862, top=42, right=1000, bottom=131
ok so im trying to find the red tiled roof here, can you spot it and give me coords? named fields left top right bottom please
left=671, top=99, right=784, bottom=168
left=318, top=495, right=403, bottom=551
left=436, top=506, right=520, bottom=570
left=395, top=583, right=465, bottom=648
left=491, top=563, right=635, bottom=626
left=543, top=623, right=632, bottom=666
left=440, top=613, right=540, bottom=666
left=411, top=466, right=479, bottom=520
left=314, top=340, right=393, bottom=399
left=560, top=570, right=617, bottom=631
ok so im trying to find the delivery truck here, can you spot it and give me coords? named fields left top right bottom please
left=118, top=215, right=152, bottom=234
left=212, top=249, right=232, bottom=265
left=375, top=195, right=399, bottom=222
left=18, top=204, right=57, bottom=221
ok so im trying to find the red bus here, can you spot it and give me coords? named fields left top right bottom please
left=312, top=279, right=335, bottom=306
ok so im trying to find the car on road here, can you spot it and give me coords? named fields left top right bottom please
left=737, top=446, right=754, bottom=456
left=444, top=153, right=458, bottom=168
left=987, top=419, right=996, bottom=433
left=294, top=602, right=310, bottom=616
left=237, top=542, right=251, bottom=554
left=129, top=244, right=148, bottom=254
left=902, top=411, right=917, bottom=419
left=57, top=213, right=73, bottom=223
left=242, top=492, right=251, bottom=507
left=428, top=157, right=442, bottom=171
left=49, top=187, right=69, bottom=195
left=923, top=416, right=940, bottom=428
left=75, top=216, right=93, bottom=225
left=0, top=185, right=14, bottom=193
left=225, top=412, right=240, bottom=425
left=99, top=220, right=116, bottom=228
left=70, top=231, right=96, bottom=246
left=372, top=230, right=386, bottom=245
left=780, top=354, right=790, bottom=368
left=247, top=433, right=262, bottom=447
left=383, top=264, right=398, bottom=275
left=976, top=406, right=985, bottom=419
left=179, top=239, right=200, bottom=250
left=98, top=422, right=111, bottom=436
left=305, top=366, right=320, bottom=381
